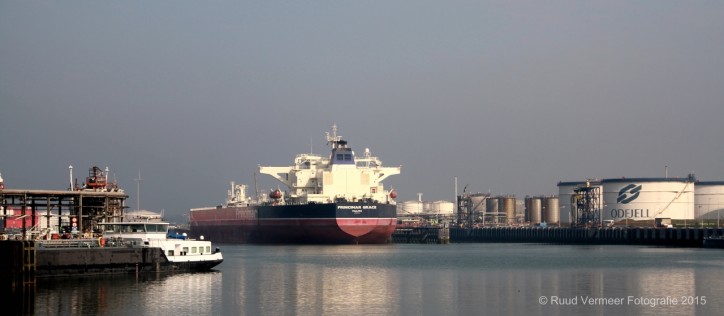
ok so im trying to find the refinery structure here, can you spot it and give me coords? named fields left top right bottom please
left=400, top=173, right=724, bottom=229
left=1, top=166, right=127, bottom=240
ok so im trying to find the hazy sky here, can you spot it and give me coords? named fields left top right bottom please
left=2, top=1, right=723, bottom=222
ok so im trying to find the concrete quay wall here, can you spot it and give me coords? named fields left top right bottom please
left=393, top=227, right=723, bottom=247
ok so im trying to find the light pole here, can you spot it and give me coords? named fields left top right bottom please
left=69, top=165, right=73, bottom=190
left=135, top=171, right=142, bottom=211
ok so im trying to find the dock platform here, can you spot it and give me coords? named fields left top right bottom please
left=392, top=227, right=723, bottom=247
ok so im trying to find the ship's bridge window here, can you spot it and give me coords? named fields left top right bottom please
left=145, top=224, right=168, bottom=233
left=125, top=224, right=144, bottom=233
left=333, top=150, right=354, bottom=164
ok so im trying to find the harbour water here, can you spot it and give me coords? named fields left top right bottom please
left=24, top=243, right=724, bottom=315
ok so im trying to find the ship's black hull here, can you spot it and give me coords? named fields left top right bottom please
left=190, top=202, right=397, bottom=244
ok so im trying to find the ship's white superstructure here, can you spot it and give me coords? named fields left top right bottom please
left=259, top=125, right=400, bottom=204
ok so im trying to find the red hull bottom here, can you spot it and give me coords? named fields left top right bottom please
left=190, top=218, right=396, bottom=244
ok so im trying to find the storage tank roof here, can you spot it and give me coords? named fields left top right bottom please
left=696, top=181, right=724, bottom=185
left=601, top=177, right=694, bottom=183
left=557, top=180, right=600, bottom=186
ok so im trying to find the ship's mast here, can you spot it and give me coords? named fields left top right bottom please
left=326, top=123, right=342, bottom=148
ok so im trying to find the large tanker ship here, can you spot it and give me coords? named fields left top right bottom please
left=189, top=125, right=401, bottom=244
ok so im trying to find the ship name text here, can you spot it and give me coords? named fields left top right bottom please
left=337, top=205, right=377, bottom=210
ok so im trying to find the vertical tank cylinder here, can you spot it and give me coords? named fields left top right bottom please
left=501, top=196, right=516, bottom=224
left=525, top=197, right=542, bottom=224
left=470, top=194, right=487, bottom=214
left=542, top=196, right=560, bottom=224
left=486, top=197, right=499, bottom=214
left=429, top=200, right=455, bottom=215
left=486, top=197, right=499, bottom=222
left=601, top=177, right=695, bottom=221
left=400, top=200, right=423, bottom=214
left=695, top=181, right=724, bottom=220
left=468, top=193, right=487, bottom=221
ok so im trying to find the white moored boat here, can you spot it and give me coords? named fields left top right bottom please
left=98, top=221, right=223, bottom=271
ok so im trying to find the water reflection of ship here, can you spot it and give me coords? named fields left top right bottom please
left=28, top=272, right=222, bottom=316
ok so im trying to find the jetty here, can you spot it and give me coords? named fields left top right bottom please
left=392, top=226, right=722, bottom=247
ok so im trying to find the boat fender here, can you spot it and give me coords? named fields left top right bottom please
left=99, top=237, right=105, bottom=247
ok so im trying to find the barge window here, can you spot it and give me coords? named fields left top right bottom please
left=192, top=247, right=197, bottom=253
left=182, top=247, right=189, bottom=255
left=167, top=250, right=174, bottom=256
left=206, top=246, right=211, bottom=253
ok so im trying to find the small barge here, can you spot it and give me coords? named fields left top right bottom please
left=3, top=220, right=223, bottom=278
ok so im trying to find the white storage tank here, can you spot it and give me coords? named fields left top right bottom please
left=428, top=200, right=455, bottom=215
left=399, top=200, right=423, bottom=215
left=695, top=181, right=724, bottom=220
left=423, top=201, right=433, bottom=213
left=601, top=177, right=695, bottom=221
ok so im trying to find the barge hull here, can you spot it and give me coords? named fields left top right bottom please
left=0, top=241, right=222, bottom=278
